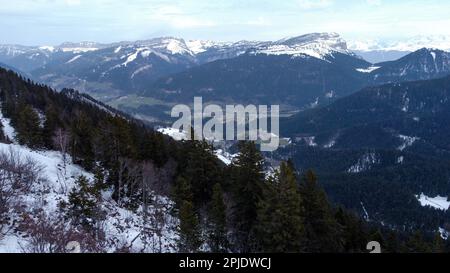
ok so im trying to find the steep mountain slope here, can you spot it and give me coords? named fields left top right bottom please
left=370, top=48, right=450, bottom=84
left=142, top=45, right=371, bottom=110
left=0, top=67, right=188, bottom=252
left=0, top=45, right=54, bottom=72
left=141, top=46, right=450, bottom=117
left=28, top=39, right=202, bottom=99
left=278, top=75, right=450, bottom=231
left=282, top=75, right=450, bottom=150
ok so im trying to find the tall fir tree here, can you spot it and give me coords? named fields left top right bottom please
left=431, top=232, right=445, bottom=253
left=62, top=175, right=105, bottom=231
left=255, top=162, right=304, bottom=252
left=207, top=183, right=228, bottom=253
left=172, top=176, right=194, bottom=211
left=179, top=139, right=222, bottom=207
left=16, top=104, right=43, bottom=148
left=178, top=200, right=203, bottom=253
left=335, top=207, right=368, bottom=253
left=299, top=170, right=342, bottom=252
left=406, top=231, right=431, bottom=253
left=230, top=141, right=266, bottom=252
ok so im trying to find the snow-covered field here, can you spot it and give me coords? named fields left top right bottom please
left=0, top=112, right=178, bottom=253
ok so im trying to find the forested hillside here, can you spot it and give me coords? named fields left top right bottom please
left=278, top=75, right=450, bottom=234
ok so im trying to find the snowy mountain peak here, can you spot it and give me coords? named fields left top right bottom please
left=349, top=35, right=450, bottom=53
left=277, top=32, right=346, bottom=50
left=185, top=39, right=222, bottom=54
left=254, top=32, right=351, bottom=60
left=131, top=37, right=197, bottom=56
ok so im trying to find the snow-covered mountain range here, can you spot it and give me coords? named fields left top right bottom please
left=3, top=33, right=450, bottom=75
left=0, top=33, right=357, bottom=101
left=349, top=35, right=450, bottom=63
left=2, top=33, right=450, bottom=123
left=349, top=35, right=450, bottom=52
left=0, top=33, right=356, bottom=72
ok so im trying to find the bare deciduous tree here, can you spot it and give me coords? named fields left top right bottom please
left=20, top=211, right=102, bottom=253
left=0, top=147, right=44, bottom=239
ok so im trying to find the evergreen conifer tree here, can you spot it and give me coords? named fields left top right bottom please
left=16, top=104, right=43, bottom=148
left=207, top=183, right=228, bottom=253
left=178, top=200, right=203, bottom=253
left=255, top=162, right=304, bottom=252
left=230, top=141, right=265, bottom=252
left=299, top=170, right=342, bottom=252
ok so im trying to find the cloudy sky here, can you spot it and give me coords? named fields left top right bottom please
left=1, top=0, right=449, bottom=45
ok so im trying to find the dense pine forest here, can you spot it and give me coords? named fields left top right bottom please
left=0, top=67, right=447, bottom=253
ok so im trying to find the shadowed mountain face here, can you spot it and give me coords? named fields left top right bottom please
left=277, top=75, right=450, bottom=230
left=282, top=75, right=450, bottom=148
left=140, top=47, right=450, bottom=114
left=143, top=52, right=371, bottom=109
left=370, top=48, right=450, bottom=84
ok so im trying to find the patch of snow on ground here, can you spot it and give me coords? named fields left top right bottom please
left=157, top=127, right=189, bottom=141
left=348, top=152, right=380, bottom=173
left=325, top=90, right=335, bottom=99
left=416, top=193, right=450, bottom=211
left=66, top=55, right=82, bottom=64
left=439, top=228, right=449, bottom=240
left=301, top=136, right=318, bottom=147
left=356, top=66, right=380, bottom=73
left=131, top=65, right=152, bottom=79
left=398, top=135, right=419, bottom=151
left=122, top=49, right=144, bottom=67
left=214, top=149, right=238, bottom=166
left=431, top=51, right=437, bottom=62
left=0, top=110, right=16, bottom=142
left=361, top=202, right=370, bottom=221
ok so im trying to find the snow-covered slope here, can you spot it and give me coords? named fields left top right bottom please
left=416, top=193, right=450, bottom=211
left=0, top=113, right=178, bottom=253
left=254, top=33, right=351, bottom=60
